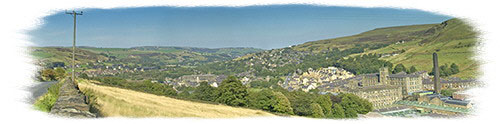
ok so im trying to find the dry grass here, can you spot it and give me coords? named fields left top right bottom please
left=77, top=80, right=275, bottom=118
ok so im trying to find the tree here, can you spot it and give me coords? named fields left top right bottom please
left=215, top=76, right=249, bottom=107
left=409, top=66, right=417, bottom=73
left=248, top=89, right=294, bottom=114
left=315, top=95, right=333, bottom=117
left=272, top=91, right=294, bottom=114
left=450, top=63, right=460, bottom=74
left=248, top=89, right=275, bottom=110
left=440, top=89, right=456, bottom=97
left=392, top=64, right=407, bottom=74
left=310, top=103, right=325, bottom=118
left=338, top=93, right=373, bottom=115
left=331, top=103, right=345, bottom=118
left=288, top=91, right=314, bottom=116
left=344, top=108, right=358, bottom=118
left=193, top=81, right=218, bottom=101
left=440, top=64, right=452, bottom=76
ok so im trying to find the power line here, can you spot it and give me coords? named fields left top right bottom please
left=65, top=10, right=83, bottom=84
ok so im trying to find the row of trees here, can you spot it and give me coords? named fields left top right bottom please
left=430, top=63, right=460, bottom=77
left=392, top=64, right=418, bottom=74
left=334, top=54, right=393, bottom=75
left=186, top=76, right=371, bottom=118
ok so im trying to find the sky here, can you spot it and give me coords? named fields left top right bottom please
left=29, top=5, right=452, bottom=49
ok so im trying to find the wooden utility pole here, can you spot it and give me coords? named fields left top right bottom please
left=65, top=10, right=83, bottom=84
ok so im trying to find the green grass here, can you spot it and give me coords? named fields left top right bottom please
left=31, top=50, right=54, bottom=59
left=348, top=18, right=479, bottom=79
left=33, top=79, right=64, bottom=112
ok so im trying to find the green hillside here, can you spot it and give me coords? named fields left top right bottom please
left=354, top=18, right=479, bottom=79
left=292, top=23, right=438, bottom=52
left=31, top=47, right=109, bottom=65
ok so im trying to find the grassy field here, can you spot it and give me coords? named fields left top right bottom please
left=77, top=79, right=275, bottom=118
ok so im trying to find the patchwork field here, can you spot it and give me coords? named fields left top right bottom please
left=77, top=79, right=275, bottom=118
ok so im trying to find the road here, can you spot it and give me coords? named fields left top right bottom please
left=27, top=81, right=57, bottom=104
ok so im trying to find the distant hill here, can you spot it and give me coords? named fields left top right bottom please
left=31, top=47, right=109, bottom=66
left=30, top=46, right=264, bottom=67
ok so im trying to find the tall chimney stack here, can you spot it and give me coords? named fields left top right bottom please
left=433, top=52, right=441, bottom=94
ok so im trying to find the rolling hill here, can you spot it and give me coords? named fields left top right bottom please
left=31, top=46, right=263, bottom=68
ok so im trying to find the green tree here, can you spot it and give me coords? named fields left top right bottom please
left=248, top=89, right=275, bottom=110
left=344, top=108, right=358, bottom=118
left=440, top=89, right=455, bottom=97
left=331, top=103, right=345, bottom=118
left=450, top=63, right=460, bottom=74
left=193, top=81, right=218, bottom=101
left=409, top=66, right=417, bottom=73
left=310, top=103, right=325, bottom=118
left=288, top=91, right=314, bottom=116
left=272, top=91, right=294, bottom=115
left=339, top=93, right=372, bottom=115
left=392, top=64, right=407, bottom=74
left=315, top=95, right=333, bottom=117
left=439, top=64, right=452, bottom=76
left=215, top=76, right=249, bottom=107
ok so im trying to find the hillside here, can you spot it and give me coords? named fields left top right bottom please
left=31, top=46, right=263, bottom=68
left=77, top=79, right=275, bottom=118
left=217, top=18, right=478, bottom=79
left=353, top=18, right=479, bottom=79
left=31, top=47, right=109, bottom=66
left=291, top=23, right=438, bottom=52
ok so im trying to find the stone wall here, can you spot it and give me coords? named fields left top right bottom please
left=49, top=78, right=96, bottom=118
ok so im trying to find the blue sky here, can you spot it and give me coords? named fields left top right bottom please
left=29, top=5, right=452, bottom=49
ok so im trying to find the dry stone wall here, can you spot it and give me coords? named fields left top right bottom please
left=49, top=78, right=96, bottom=118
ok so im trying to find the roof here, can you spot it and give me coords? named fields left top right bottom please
left=425, top=93, right=449, bottom=99
left=389, top=73, right=419, bottom=78
left=443, top=99, right=471, bottom=106
left=349, top=85, right=400, bottom=92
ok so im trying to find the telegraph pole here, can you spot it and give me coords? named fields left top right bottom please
left=66, top=10, right=83, bottom=84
